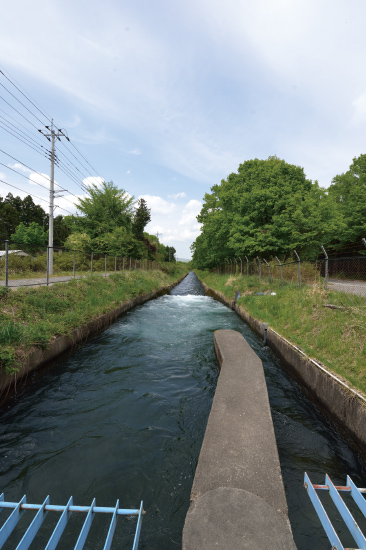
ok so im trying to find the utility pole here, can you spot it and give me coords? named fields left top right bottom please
left=155, top=231, right=162, bottom=242
left=39, top=120, right=69, bottom=274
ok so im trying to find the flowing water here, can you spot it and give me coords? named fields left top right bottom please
left=0, top=271, right=365, bottom=549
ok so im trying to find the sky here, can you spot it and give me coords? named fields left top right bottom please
left=1, top=0, right=366, bottom=259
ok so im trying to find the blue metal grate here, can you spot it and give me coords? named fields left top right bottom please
left=304, top=472, right=366, bottom=550
left=0, top=493, right=144, bottom=549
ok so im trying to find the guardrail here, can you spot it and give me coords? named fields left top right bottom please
left=0, top=493, right=144, bottom=549
left=304, top=472, right=366, bottom=549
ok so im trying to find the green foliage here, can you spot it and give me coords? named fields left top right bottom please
left=132, top=198, right=151, bottom=240
left=192, top=156, right=344, bottom=268
left=10, top=222, right=48, bottom=251
left=70, top=181, right=134, bottom=239
left=197, top=270, right=366, bottom=393
left=328, top=154, right=366, bottom=247
left=0, top=266, right=189, bottom=376
left=0, top=193, right=47, bottom=241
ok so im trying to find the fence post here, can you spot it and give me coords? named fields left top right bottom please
left=275, top=256, right=283, bottom=286
left=5, top=240, right=9, bottom=288
left=115, top=256, right=117, bottom=272
left=234, top=259, right=237, bottom=274
left=245, top=256, right=249, bottom=277
left=263, top=259, right=272, bottom=283
left=239, top=257, right=242, bottom=275
left=294, top=250, right=301, bottom=289
left=105, top=254, right=107, bottom=277
left=46, top=246, right=50, bottom=287
left=258, top=258, right=261, bottom=281
left=73, top=250, right=76, bottom=279
left=321, top=245, right=328, bottom=290
left=362, top=238, right=366, bottom=249
left=91, top=251, right=93, bottom=274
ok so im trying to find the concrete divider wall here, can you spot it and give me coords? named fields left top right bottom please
left=183, top=329, right=296, bottom=549
left=200, top=278, right=366, bottom=455
left=0, top=275, right=186, bottom=397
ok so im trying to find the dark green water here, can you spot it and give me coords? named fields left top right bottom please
left=0, top=272, right=365, bottom=549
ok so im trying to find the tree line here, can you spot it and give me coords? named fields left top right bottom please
left=0, top=181, right=176, bottom=262
left=191, top=154, right=366, bottom=268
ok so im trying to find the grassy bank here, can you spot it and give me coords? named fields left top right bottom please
left=196, top=270, right=366, bottom=395
left=0, top=265, right=189, bottom=374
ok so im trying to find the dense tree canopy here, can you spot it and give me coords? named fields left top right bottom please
left=328, top=154, right=366, bottom=246
left=132, top=198, right=151, bottom=241
left=0, top=193, right=46, bottom=240
left=10, top=222, right=48, bottom=251
left=192, top=156, right=344, bottom=268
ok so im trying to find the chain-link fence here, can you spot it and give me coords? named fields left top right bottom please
left=217, top=254, right=366, bottom=298
left=0, top=240, right=163, bottom=288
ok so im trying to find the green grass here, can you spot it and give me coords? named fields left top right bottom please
left=0, top=265, right=188, bottom=375
left=196, top=270, right=366, bottom=395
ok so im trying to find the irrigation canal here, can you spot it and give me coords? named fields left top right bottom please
left=0, top=271, right=365, bottom=549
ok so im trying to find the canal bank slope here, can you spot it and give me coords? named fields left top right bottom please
left=196, top=275, right=366, bottom=457
left=183, top=329, right=296, bottom=549
left=0, top=269, right=188, bottom=397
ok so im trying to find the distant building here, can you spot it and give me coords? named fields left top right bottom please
left=0, top=250, right=29, bottom=261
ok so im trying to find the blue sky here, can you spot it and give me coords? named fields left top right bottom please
left=1, top=0, right=366, bottom=258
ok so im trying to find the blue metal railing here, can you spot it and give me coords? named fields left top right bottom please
left=304, top=472, right=366, bottom=550
left=0, top=493, right=144, bottom=549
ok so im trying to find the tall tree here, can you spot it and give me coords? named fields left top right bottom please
left=192, top=156, right=343, bottom=268
left=71, top=181, right=134, bottom=238
left=132, top=198, right=151, bottom=240
left=328, top=154, right=366, bottom=246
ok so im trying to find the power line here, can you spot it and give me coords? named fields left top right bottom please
left=0, top=92, right=42, bottom=131
left=0, top=178, right=74, bottom=215
left=0, top=110, right=48, bottom=148
left=0, top=117, right=48, bottom=154
left=57, top=139, right=103, bottom=187
left=0, top=64, right=53, bottom=123
left=0, top=79, right=46, bottom=126
left=0, top=122, right=49, bottom=158
left=0, top=150, right=82, bottom=207
left=0, top=162, right=79, bottom=208
left=0, top=69, right=52, bottom=124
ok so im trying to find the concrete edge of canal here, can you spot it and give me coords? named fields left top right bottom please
left=182, top=329, right=297, bottom=550
left=0, top=274, right=187, bottom=398
left=199, top=278, right=366, bottom=457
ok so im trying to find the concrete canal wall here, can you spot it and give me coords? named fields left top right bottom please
left=183, top=329, right=296, bottom=550
left=0, top=275, right=186, bottom=397
left=200, top=279, right=366, bottom=456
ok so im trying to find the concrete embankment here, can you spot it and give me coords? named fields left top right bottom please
left=200, top=278, right=366, bottom=456
left=183, top=329, right=296, bottom=549
left=0, top=275, right=186, bottom=397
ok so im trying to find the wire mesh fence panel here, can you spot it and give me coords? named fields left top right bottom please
left=0, top=240, right=169, bottom=289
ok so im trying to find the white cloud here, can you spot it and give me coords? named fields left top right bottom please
left=143, top=195, right=202, bottom=257
left=29, top=172, right=50, bottom=187
left=352, top=93, right=366, bottom=125
left=168, top=192, right=187, bottom=199
left=128, top=148, right=141, bottom=155
left=82, top=176, right=105, bottom=188
left=139, top=194, right=176, bottom=215
left=126, top=170, right=131, bottom=175
left=9, top=163, right=31, bottom=174
left=179, top=199, right=202, bottom=227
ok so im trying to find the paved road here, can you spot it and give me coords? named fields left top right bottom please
left=0, top=272, right=113, bottom=288
left=328, top=278, right=366, bottom=298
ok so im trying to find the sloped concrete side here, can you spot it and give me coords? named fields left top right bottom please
left=0, top=276, right=186, bottom=397
left=182, top=329, right=296, bottom=550
left=200, top=278, right=366, bottom=453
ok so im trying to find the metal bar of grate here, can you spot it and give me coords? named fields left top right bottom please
left=304, top=472, right=366, bottom=550
left=0, top=493, right=144, bottom=549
